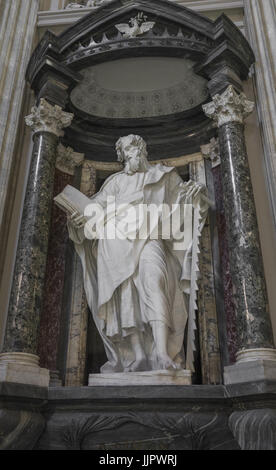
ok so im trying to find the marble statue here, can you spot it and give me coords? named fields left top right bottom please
left=67, top=135, right=210, bottom=374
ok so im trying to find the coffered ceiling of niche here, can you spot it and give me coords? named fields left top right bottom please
left=70, top=57, right=209, bottom=119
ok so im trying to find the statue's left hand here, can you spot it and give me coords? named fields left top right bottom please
left=185, top=181, right=205, bottom=200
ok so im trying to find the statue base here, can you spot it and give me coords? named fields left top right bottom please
left=88, top=369, right=192, bottom=386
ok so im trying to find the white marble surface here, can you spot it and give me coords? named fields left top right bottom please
left=236, top=348, right=276, bottom=363
left=0, top=353, right=50, bottom=387
left=89, top=369, right=192, bottom=386
left=224, top=359, right=276, bottom=385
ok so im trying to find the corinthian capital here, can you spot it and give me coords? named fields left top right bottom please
left=56, top=143, right=84, bottom=175
left=25, top=99, right=74, bottom=137
left=202, top=85, right=254, bottom=127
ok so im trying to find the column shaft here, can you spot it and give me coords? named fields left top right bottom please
left=244, top=0, right=276, bottom=227
left=0, top=0, right=38, bottom=281
left=203, top=86, right=276, bottom=377
left=218, top=122, right=274, bottom=351
left=3, top=132, right=58, bottom=354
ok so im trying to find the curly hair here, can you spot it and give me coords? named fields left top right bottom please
left=115, top=134, right=148, bottom=163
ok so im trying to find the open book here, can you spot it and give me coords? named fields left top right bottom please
left=54, top=184, right=91, bottom=216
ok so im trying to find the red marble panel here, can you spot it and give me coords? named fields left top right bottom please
left=38, top=169, right=73, bottom=370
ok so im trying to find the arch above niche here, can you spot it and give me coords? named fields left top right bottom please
left=27, top=0, right=254, bottom=161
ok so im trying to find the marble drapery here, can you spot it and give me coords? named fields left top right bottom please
left=68, top=163, right=210, bottom=374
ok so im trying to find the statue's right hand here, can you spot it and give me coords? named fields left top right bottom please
left=68, top=211, right=87, bottom=229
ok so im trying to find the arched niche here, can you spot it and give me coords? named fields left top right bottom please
left=25, top=0, right=254, bottom=385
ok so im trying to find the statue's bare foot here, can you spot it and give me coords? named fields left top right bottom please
left=157, top=355, right=181, bottom=371
left=125, top=358, right=148, bottom=372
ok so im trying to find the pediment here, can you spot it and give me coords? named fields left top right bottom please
left=58, top=0, right=214, bottom=53
left=28, top=0, right=253, bottom=88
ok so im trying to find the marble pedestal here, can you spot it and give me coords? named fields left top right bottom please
left=89, top=369, right=192, bottom=386
left=0, top=353, right=49, bottom=387
left=224, top=348, right=276, bottom=384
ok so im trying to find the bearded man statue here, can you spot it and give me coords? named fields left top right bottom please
left=67, top=134, right=210, bottom=375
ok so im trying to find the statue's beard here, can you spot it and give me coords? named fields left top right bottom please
left=124, top=160, right=141, bottom=175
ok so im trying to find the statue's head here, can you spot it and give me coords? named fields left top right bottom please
left=115, top=134, right=150, bottom=175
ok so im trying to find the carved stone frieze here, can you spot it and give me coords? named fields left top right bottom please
left=56, top=143, right=84, bottom=175
left=0, top=408, right=45, bottom=450
left=64, top=28, right=211, bottom=67
left=25, top=99, right=74, bottom=137
left=229, top=409, right=276, bottom=450
left=202, top=85, right=254, bottom=128
left=61, top=412, right=239, bottom=450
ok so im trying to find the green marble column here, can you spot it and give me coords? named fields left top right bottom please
left=203, top=86, right=276, bottom=382
left=0, top=99, right=73, bottom=386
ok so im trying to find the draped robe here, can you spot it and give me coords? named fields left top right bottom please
left=68, top=164, right=209, bottom=373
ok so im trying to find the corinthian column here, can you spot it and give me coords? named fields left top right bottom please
left=0, top=99, right=73, bottom=387
left=203, top=86, right=276, bottom=384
